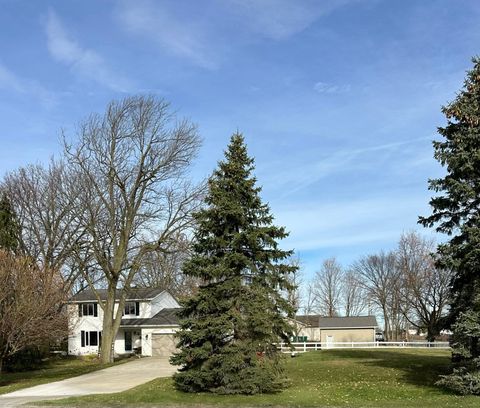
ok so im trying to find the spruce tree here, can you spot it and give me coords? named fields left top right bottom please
left=419, top=57, right=480, bottom=394
left=0, top=193, right=20, bottom=252
left=171, top=133, right=296, bottom=394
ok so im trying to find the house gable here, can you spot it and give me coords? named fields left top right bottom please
left=150, top=290, right=180, bottom=317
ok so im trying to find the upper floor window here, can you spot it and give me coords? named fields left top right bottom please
left=123, top=301, right=140, bottom=316
left=79, top=303, right=97, bottom=317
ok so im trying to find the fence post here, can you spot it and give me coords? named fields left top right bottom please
left=303, top=342, right=306, bottom=352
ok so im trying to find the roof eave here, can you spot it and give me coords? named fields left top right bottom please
left=68, top=297, right=155, bottom=303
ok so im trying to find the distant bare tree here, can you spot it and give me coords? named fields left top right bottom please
left=0, top=250, right=68, bottom=373
left=342, top=269, right=367, bottom=316
left=397, top=231, right=452, bottom=342
left=65, top=96, right=202, bottom=363
left=2, top=160, right=85, bottom=293
left=135, top=232, right=199, bottom=299
left=301, top=282, right=318, bottom=315
left=286, top=256, right=303, bottom=314
left=353, top=251, right=403, bottom=340
left=313, top=257, right=343, bottom=317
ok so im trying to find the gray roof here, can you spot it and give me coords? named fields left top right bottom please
left=120, top=308, right=181, bottom=327
left=71, top=287, right=165, bottom=302
left=296, top=315, right=378, bottom=329
left=295, top=315, right=322, bottom=326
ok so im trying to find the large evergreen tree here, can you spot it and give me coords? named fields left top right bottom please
left=0, top=193, right=20, bottom=253
left=419, top=57, right=480, bottom=394
left=171, top=133, right=296, bottom=394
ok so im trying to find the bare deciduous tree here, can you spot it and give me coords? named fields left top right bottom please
left=312, top=257, right=343, bottom=317
left=2, top=160, right=87, bottom=293
left=66, top=96, right=202, bottom=363
left=397, top=231, right=452, bottom=342
left=353, top=251, right=403, bottom=340
left=0, top=251, right=68, bottom=373
left=285, top=256, right=303, bottom=314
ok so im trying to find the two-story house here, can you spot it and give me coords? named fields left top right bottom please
left=68, top=287, right=181, bottom=358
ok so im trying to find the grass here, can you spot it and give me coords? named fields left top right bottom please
left=0, top=355, right=123, bottom=395
left=40, top=348, right=479, bottom=407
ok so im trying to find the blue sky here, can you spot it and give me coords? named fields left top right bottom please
left=1, top=0, right=479, bottom=281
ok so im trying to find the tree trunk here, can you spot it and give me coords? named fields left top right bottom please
left=99, top=283, right=129, bottom=364
left=426, top=327, right=436, bottom=343
left=100, top=285, right=117, bottom=364
left=0, top=357, right=3, bottom=374
left=383, top=309, right=390, bottom=341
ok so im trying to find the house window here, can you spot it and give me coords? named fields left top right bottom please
left=79, top=303, right=98, bottom=317
left=123, top=301, right=140, bottom=316
left=81, top=330, right=101, bottom=347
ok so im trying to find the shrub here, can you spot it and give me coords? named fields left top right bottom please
left=3, top=345, right=50, bottom=372
left=436, top=358, right=480, bottom=395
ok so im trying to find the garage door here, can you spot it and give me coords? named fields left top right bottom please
left=152, top=334, right=178, bottom=357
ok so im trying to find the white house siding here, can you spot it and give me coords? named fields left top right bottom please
left=150, top=292, right=180, bottom=316
left=113, top=329, right=126, bottom=354
left=67, top=304, right=104, bottom=355
left=141, top=328, right=155, bottom=356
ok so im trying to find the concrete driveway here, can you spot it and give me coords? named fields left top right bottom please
left=0, top=357, right=176, bottom=407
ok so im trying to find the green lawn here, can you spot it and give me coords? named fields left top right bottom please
left=41, top=349, right=479, bottom=407
left=0, top=356, right=121, bottom=395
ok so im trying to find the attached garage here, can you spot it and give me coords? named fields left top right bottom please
left=152, top=333, right=177, bottom=357
left=119, top=307, right=181, bottom=357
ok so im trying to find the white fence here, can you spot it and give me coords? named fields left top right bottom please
left=278, top=341, right=450, bottom=352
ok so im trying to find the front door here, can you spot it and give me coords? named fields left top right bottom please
left=125, top=331, right=132, bottom=352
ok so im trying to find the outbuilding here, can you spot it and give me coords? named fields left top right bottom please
left=294, top=315, right=378, bottom=345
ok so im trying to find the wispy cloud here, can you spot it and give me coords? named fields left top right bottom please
left=115, top=0, right=217, bottom=69
left=226, top=0, right=354, bottom=40
left=275, top=193, right=430, bottom=252
left=313, top=81, right=351, bottom=94
left=262, top=137, right=431, bottom=196
left=45, top=9, right=131, bottom=92
left=0, top=64, right=25, bottom=93
left=114, top=0, right=356, bottom=69
left=0, top=62, right=56, bottom=107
